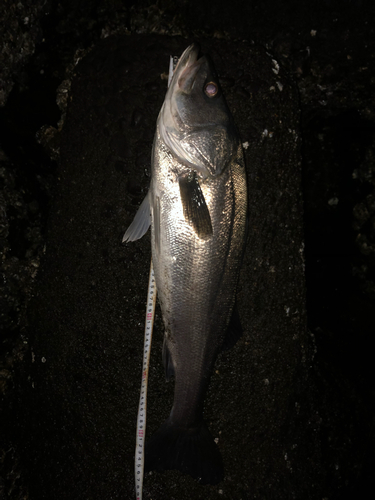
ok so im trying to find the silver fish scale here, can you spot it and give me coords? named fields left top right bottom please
left=151, top=128, right=247, bottom=427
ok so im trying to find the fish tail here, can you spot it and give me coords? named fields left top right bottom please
left=145, top=417, right=224, bottom=484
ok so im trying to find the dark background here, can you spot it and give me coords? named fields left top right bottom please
left=1, top=1, right=374, bottom=498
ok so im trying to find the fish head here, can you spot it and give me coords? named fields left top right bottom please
left=159, top=44, right=238, bottom=178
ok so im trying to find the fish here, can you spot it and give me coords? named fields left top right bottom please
left=123, top=43, right=247, bottom=484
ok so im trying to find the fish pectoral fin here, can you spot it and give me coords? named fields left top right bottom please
left=162, top=337, right=175, bottom=381
left=179, top=171, right=213, bottom=239
left=221, top=302, right=243, bottom=351
left=122, top=191, right=151, bottom=242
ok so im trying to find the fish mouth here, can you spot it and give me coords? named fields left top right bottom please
left=173, top=43, right=205, bottom=94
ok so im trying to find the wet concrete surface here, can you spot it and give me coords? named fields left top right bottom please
left=22, top=35, right=311, bottom=499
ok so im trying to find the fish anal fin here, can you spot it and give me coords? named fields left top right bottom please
left=179, top=172, right=213, bottom=239
left=145, top=418, right=224, bottom=485
left=221, top=302, right=243, bottom=351
left=122, top=191, right=151, bottom=242
left=162, top=337, right=175, bottom=381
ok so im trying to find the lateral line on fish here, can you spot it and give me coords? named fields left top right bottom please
left=134, top=54, right=178, bottom=500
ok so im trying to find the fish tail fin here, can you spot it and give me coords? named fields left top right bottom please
left=145, top=417, right=224, bottom=484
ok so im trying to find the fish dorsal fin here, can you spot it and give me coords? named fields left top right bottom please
left=122, top=191, right=151, bottom=242
left=178, top=171, right=213, bottom=239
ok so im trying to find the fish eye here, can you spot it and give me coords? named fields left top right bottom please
left=204, top=82, right=218, bottom=97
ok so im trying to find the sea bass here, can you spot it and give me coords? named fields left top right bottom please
left=123, top=44, right=247, bottom=484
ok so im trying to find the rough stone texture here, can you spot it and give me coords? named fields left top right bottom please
left=0, top=0, right=48, bottom=107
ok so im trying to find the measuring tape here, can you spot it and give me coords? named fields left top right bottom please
left=134, top=54, right=178, bottom=500
left=135, top=261, right=157, bottom=500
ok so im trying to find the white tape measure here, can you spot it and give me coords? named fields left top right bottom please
left=135, top=261, right=157, bottom=500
